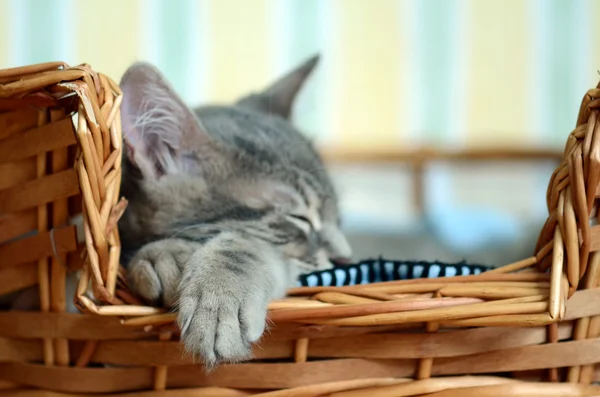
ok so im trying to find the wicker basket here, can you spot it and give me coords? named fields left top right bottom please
left=2, top=63, right=600, bottom=396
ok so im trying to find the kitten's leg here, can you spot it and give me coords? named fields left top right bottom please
left=127, top=233, right=291, bottom=367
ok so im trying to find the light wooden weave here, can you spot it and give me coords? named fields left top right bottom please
left=0, top=62, right=123, bottom=366
left=1, top=63, right=600, bottom=396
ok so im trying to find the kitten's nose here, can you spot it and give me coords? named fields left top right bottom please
left=330, top=257, right=352, bottom=266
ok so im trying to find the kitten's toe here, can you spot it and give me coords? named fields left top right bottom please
left=177, top=295, right=219, bottom=367
left=177, top=291, right=263, bottom=368
left=128, top=259, right=162, bottom=303
left=214, top=305, right=252, bottom=361
left=127, top=239, right=195, bottom=307
left=240, top=300, right=268, bottom=342
left=152, top=253, right=182, bottom=307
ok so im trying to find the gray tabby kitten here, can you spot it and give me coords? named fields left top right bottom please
left=119, top=55, right=352, bottom=367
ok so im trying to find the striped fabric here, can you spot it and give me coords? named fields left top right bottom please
left=297, top=259, right=490, bottom=287
left=1, top=0, right=598, bottom=150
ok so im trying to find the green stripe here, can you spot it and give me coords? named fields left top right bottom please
left=157, top=0, right=194, bottom=101
left=539, top=1, right=579, bottom=144
left=287, top=0, right=323, bottom=139
left=21, top=0, right=60, bottom=64
left=288, top=0, right=320, bottom=60
left=413, top=0, right=459, bottom=143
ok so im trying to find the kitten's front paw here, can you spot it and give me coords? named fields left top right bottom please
left=177, top=276, right=268, bottom=368
left=127, top=239, right=198, bottom=307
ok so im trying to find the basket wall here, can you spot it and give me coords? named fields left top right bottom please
left=1, top=63, right=600, bottom=396
left=0, top=63, right=123, bottom=368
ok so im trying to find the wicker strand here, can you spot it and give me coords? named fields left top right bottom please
left=75, top=341, right=98, bottom=368
left=294, top=338, right=309, bottom=363
left=417, top=320, right=439, bottom=380
left=153, top=331, right=172, bottom=391
left=47, top=107, right=70, bottom=366
left=35, top=108, right=54, bottom=366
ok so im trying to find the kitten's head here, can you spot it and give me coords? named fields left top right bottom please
left=119, top=55, right=352, bottom=273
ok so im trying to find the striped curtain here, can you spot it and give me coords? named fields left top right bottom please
left=1, top=0, right=598, bottom=150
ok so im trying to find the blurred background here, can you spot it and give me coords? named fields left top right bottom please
left=1, top=0, right=599, bottom=266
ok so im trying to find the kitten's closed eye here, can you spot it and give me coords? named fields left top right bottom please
left=286, top=214, right=313, bottom=234
left=289, top=214, right=312, bottom=227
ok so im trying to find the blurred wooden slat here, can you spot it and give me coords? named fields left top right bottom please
left=0, top=262, right=38, bottom=296
left=0, top=169, right=79, bottom=213
left=0, top=118, right=76, bottom=163
left=0, top=312, right=158, bottom=340
left=0, top=225, right=77, bottom=269
left=588, top=225, right=600, bottom=252
left=320, top=146, right=563, bottom=163
left=0, top=210, right=36, bottom=244
left=0, top=107, right=40, bottom=140
left=49, top=107, right=71, bottom=367
left=0, top=158, right=37, bottom=190
left=320, top=146, right=563, bottom=214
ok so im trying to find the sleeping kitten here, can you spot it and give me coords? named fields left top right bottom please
left=118, top=55, right=352, bottom=367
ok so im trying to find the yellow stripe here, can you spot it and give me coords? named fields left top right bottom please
left=466, top=0, right=531, bottom=145
left=205, top=0, right=271, bottom=102
left=331, top=0, right=405, bottom=147
left=74, top=0, right=141, bottom=81
left=0, top=1, right=9, bottom=68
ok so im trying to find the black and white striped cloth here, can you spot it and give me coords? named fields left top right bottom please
left=297, top=259, right=491, bottom=287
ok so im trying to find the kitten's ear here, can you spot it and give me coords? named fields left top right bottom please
left=120, top=62, right=208, bottom=179
left=237, top=54, right=320, bottom=119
